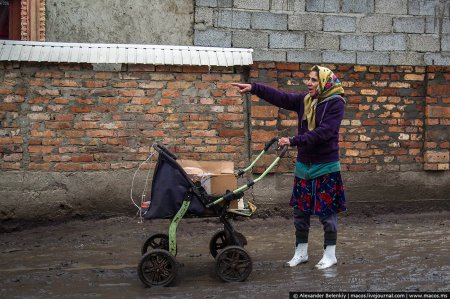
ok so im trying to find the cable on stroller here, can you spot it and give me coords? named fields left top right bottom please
left=130, top=145, right=158, bottom=223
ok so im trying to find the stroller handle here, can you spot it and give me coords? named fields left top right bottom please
left=152, top=144, right=178, bottom=160
left=206, top=144, right=288, bottom=208
left=264, top=137, right=278, bottom=151
left=236, top=137, right=288, bottom=177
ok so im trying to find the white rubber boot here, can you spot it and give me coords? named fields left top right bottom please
left=315, top=245, right=337, bottom=269
left=285, top=243, right=308, bottom=267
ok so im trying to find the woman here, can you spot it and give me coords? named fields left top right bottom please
left=232, top=65, right=346, bottom=270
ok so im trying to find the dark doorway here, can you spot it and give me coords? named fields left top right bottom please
left=0, top=0, right=21, bottom=40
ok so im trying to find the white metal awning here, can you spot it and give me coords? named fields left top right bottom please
left=0, top=40, right=253, bottom=67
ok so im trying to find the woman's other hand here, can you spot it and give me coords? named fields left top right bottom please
left=231, top=83, right=252, bottom=94
left=278, top=137, right=290, bottom=147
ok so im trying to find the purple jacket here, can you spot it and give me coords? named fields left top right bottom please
left=250, top=83, right=345, bottom=164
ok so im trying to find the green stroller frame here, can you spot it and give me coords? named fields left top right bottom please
left=137, top=138, right=288, bottom=287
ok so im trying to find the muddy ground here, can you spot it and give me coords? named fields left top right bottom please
left=1, top=211, right=449, bottom=299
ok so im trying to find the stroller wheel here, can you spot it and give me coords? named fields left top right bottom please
left=215, top=245, right=252, bottom=282
left=209, top=230, right=228, bottom=258
left=138, top=249, right=178, bottom=287
left=141, top=233, right=169, bottom=255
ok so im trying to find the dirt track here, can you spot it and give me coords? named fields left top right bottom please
left=1, top=211, right=449, bottom=298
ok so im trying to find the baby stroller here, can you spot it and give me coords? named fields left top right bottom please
left=137, top=138, right=287, bottom=287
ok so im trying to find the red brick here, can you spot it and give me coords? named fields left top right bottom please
left=251, top=130, right=277, bottom=142
left=73, top=122, right=98, bottom=129
left=161, top=90, right=181, bottom=97
left=252, top=106, right=279, bottom=118
left=55, top=114, right=74, bottom=121
left=181, top=66, right=209, bottom=73
left=118, top=89, right=145, bottom=97
left=90, top=89, right=117, bottom=97
left=427, top=84, right=450, bottom=96
left=54, top=97, right=70, bottom=104
left=424, top=150, right=449, bottom=163
left=53, top=79, right=79, bottom=87
left=167, top=81, right=193, bottom=89
left=0, top=103, right=18, bottom=111
left=158, top=99, right=172, bottom=105
left=71, top=154, right=94, bottom=162
left=28, top=146, right=53, bottom=153
left=57, top=146, right=77, bottom=153
left=95, top=72, right=113, bottom=80
left=276, top=63, right=299, bottom=71
left=59, top=130, right=85, bottom=138
left=3, top=153, right=22, bottom=161
left=202, top=74, right=222, bottom=81
left=43, top=155, right=70, bottom=162
left=83, top=80, right=107, bottom=88
left=28, top=163, right=50, bottom=170
left=45, top=122, right=71, bottom=129
left=217, top=113, right=243, bottom=121
left=0, top=88, right=13, bottom=94
left=76, top=98, right=94, bottom=105
left=142, top=130, right=166, bottom=137
left=218, top=98, right=242, bottom=105
left=36, top=89, right=60, bottom=96
left=42, top=138, right=63, bottom=146
left=29, top=97, right=49, bottom=104
left=185, top=121, right=209, bottom=129
left=71, top=106, right=91, bottom=113
left=31, top=130, right=55, bottom=137
left=35, top=71, right=64, bottom=78
left=426, top=106, right=450, bottom=118
left=55, top=163, right=82, bottom=171
left=131, top=97, right=153, bottom=105
left=112, top=81, right=138, bottom=88
left=86, top=130, right=115, bottom=137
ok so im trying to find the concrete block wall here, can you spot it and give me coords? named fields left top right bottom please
left=194, top=0, right=450, bottom=66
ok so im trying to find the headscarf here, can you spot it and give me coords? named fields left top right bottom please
left=303, top=65, right=345, bottom=131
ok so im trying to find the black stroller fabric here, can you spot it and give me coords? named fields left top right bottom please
left=143, top=155, right=207, bottom=219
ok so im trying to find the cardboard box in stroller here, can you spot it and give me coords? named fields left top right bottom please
left=179, top=159, right=239, bottom=209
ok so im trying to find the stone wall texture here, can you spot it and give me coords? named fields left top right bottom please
left=194, top=0, right=450, bottom=66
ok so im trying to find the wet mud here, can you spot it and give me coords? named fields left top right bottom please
left=1, top=211, right=449, bottom=298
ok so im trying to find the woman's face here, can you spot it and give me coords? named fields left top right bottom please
left=306, top=71, right=319, bottom=98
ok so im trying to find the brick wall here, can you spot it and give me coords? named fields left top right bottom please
left=1, top=61, right=449, bottom=225
left=0, top=62, right=248, bottom=172
left=249, top=62, right=449, bottom=173
left=424, top=66, right=450, bottom=170
left=1, top=62, right=449, bottom=174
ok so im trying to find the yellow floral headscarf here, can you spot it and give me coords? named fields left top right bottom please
left=304, top=65, right=344, bottom=131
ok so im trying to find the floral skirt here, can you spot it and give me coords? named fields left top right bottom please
left=290, top=171, right=346, bottom=217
